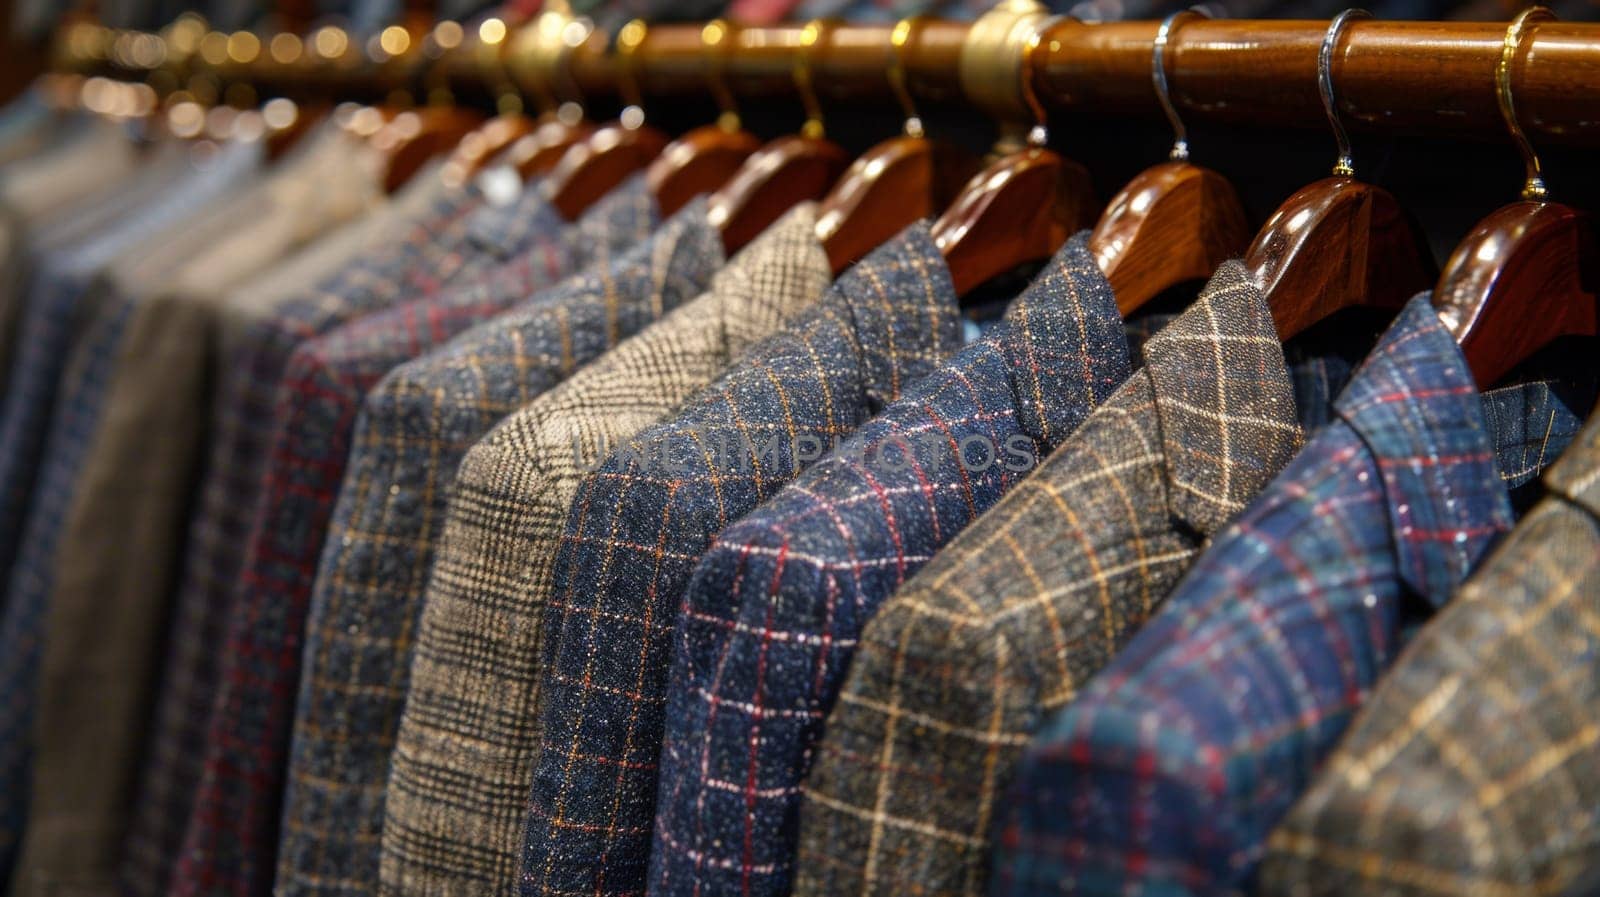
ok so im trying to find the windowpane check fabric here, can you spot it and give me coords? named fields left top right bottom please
left=121, top=175, right=482, bottom=897
left=280, top=198, right=721, bottom=897
left=649, top=233, right=1132, bottom=897
left=381, top=203, right=827, bottom=897
left=991, top=296, right=1595, bottom=897
left=172, top=181, right=658, bottom=897
left=794, top=262, right=1323, bottom=897
left=522, top=222, right=960, bottom=897
left=1259, top=395, right=1600, bottom=897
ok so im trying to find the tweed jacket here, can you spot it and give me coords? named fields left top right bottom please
left=1258, top=395, right=1600, bottom=897
left=119, top=171, right=481, bottom=897
left=379, top=205, right=826, bottom=897
left=648, top=234, right=1131, bottom=897
left=279, top=199, right=721, bottom=897
left=991, top=297, right=1595, bottom=897
left=521, top=222, right=961, bottom=897
left=172, top=181, right=657, bottom=897
left=794, top=262, right=1348, bottom=897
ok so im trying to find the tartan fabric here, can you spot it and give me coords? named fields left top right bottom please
left=649, top=233, right=1132, bottom=897
left=522, top=222, right=960, bottom=897
left=172, top=180, right=656, bottom=897
left=381, top=204, right=826, bottom=897
left=119, top=177, right=484, bottom=897
left=793, top=262, right=1319, bottom=897
left=1259, top=403, right=1600, bottom=897
left=991, top=296, right=1595, bottom=897
left=0, top=140, right=261, bottom=884
left=278, top=198, right=717, bottom=897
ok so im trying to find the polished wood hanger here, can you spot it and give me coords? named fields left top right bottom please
left=375, top=105, right=486, bottom=194
left=1433, top=7, right=1599, bottom=389
left=264, top=101, right=328, bottom=161
left=511, top=110, right=596, bottom=179
left=1087, top=10, right=1249, bottom=314
left=446, top=111, right=536, bottom=178
left=930, top=19, right=1097, bottom=299
left=1243, top=10, right=1433, bottom=341
left=814, top=17, right=979, bottom=275
left=543, top=19, right=670, bottom=219
left=645, top=20, right=761, bottom=217
left=706, top=20, right=850, bottom=255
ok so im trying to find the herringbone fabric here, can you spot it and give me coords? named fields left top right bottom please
left=172, top=181, right=656, bottom=897
left=992, top=297, right=1594, bottom=897
left=380, top=204, right=826, bottom=897
left=279, top=198, right=720, bottom=897
left=522, top=222, right=960, bottom=897
left=119, top=173, right=482, bottom=897
left=794, top=262, right=1314, bottom=897
left=649, top=233, right=1132, bottom=897
left=1259, top=394, right=1600, bottom=897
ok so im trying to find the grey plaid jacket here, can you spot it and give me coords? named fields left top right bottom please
left=380, top=205, right=830, bottom=897
left=794, top=262, right=1330, bottom=897
left=1261, top=410, right=1600, bottom=897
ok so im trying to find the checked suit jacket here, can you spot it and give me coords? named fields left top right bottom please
left=992, top=296, right=1596, bottom=897
left=520, top=221, right=963, bottom=897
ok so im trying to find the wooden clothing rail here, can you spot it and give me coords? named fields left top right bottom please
left=54, top=7, right=1600, bottom=145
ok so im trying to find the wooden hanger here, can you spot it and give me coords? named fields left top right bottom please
left=706, top=19, right=850, bottom=256
left=645, top=20, right=762, bottom=217
left=931, top=17, right=1098, bottom=299
left=375, top=105, right=486, bottom=193
left=1242, top=10, right=1433, bottom=341
left=543, top=19, right=669, bottom=219
left=1088, top=10, right=1250, bottom=314
left=1433, top=7, right=1598, bottom=389
left=510, top=109, right=596, bottom=179
left=445, top=112, right=535, bottom=178
left=814, top=17, right=979, bottom=275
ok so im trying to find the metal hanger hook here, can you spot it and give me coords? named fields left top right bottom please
left=1019, top=16, right=1068, bottom=148
left=1153, top=8, right=1207, bottom=161
left=795, top=18, right=832, bottom=139
left=889, top=16, right=925, bottom=139
left=1318, top=9, right=1369, bottom=177
left=1498, top=6, right=1554, bottom=201
left=701, top=19, right=741, bottom=133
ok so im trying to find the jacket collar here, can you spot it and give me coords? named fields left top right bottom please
left=1001, top=232, right=1133, bottom=450
left=831, top=220, right=962, bottom=411
left=1545, top=413, right=1600, bottom=521
left=1141, top=260, right=1304, bottom=537
left=712, top=202, right=827, bottom=360
left=1332, top=295, right=1513, bottom=608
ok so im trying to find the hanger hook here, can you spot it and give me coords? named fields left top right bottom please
left=614, top=18, right=647, bottom=128
left=1153, top=8, right=1207, bottom=161
left=1019, top=16, right=1067, bottom=148
left=889, top=16, right=925, bottom=139
left=795, top=19, right=831, bottom=139
left=1498, top=6, right=1554, bottom=201
left=701, top=19, right=741, bottom=133
left=1319, top=9, right=1368, bottom=177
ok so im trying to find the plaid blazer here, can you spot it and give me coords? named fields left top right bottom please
left=380, top=205, right=826, bottom=897
left=991, top=297, right=1595, bottom=897
left=795, top=262, right=1342, bottom=897
left=119, top=175, right=482, bottom=897
left=521, top=222, right=961, bottom=897
left=648, top=233, right=1131, bottom=897
left=278, top=199, right=720, bottom=897
left=172, top=181, right=656, bottom=897
left=1259, top=399, right=1600, bottom=897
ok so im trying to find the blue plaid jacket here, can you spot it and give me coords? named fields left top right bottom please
left=275, top=198, right=716, bottom=897
left=522, top=223, right=962, bottom=897
left=648, top=234, right=1131, bottom=897
left=174, top=181, right=655, bottom=897
left=991, top=296, right=1597, bottom=897
left=120, top=178, right=486, bottom=897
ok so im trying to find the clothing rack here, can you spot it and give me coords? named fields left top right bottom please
left=51, top=9, right=1600, bottom=148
